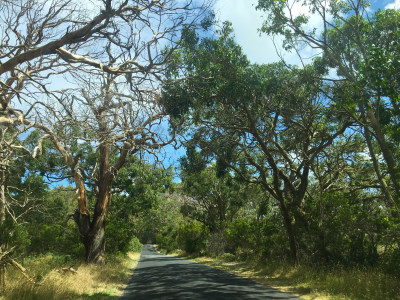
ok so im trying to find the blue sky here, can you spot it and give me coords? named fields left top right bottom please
left=45, top=0, right=399, bottom=183
left=165, top=0, right=400, bottom=179
left=213, top=0, right=399, bottom=65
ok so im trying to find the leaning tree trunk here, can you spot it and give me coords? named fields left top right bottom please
left=366, top=104, right=400, bottom=198
left=363, top=125, right=398, bottom=212
left=72, top=165, right=114, bottom=263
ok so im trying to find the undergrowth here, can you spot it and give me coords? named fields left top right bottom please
left=181, top=253, right=400, bottom=300
left=0, top=252, right=140, bottom=300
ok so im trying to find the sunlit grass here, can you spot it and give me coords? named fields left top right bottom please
left=0, top=252, right=140, bottom=300
left=182, top=254, right=400, bottom=300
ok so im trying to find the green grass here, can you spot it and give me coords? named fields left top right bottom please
left=0, top=252, right=140, bottom=300
left=172, top=252, right=400, bottom=300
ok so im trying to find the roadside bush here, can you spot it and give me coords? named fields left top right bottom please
left=156, top=226, right=179, bottom=253
left=220, top=252, right=235, bottom=261
left=27, top=222, right=83, bottom=258
left=106, top=218, right=137, bottom=254
left=225, top=217, right=258, bottom=256
left=129, top=236, right=143, bottom=252
left=29, top=224, right=63, bottom=254
left=177, top=221, right=209, bottom=254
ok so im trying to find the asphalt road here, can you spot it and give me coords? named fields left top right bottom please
left=120, top=244, right=303, bottom=300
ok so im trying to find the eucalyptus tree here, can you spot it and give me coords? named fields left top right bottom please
left=33, top=71, right=175, bottom=262
left=0, top=0, right=212, bottom=262
left=256, top=0, right=400, bottom=204
left=162, top=24, right=352, bottom=263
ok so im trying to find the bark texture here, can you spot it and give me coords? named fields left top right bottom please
left=0, top=170, right=6, bottom=227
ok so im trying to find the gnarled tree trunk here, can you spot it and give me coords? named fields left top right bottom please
left=73, top=173, right=113, bottom=263
left=85, top=180, right=112, bottom=263
left=75, top=141, right=118, bottom=263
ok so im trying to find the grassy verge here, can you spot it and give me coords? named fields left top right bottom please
left=166, top=250, right=399, bottom=300
left=0, top=252, right=140, bottom=300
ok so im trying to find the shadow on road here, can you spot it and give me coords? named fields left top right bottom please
left=120, top=245, right=302, bottom=300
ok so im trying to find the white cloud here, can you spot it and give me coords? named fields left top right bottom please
left=386, top=0, right=400, bottom=9
left=214, top=0, right=284, bottom=64
left=213, top=0, right=325, bottom=66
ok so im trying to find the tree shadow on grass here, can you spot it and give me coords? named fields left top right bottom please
left=187, top=257, right=312, bottom=299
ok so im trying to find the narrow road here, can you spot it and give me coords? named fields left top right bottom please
left=120, top=244, right=303, bottom=299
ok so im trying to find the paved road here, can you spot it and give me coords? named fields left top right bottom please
left=120, top=244, right=303, bottom=300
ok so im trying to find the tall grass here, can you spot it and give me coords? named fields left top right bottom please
left=0, top=252, right=140, bottom=300
left=188, top=255, right=400, bottom=300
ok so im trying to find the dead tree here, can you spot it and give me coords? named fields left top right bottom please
left=0, top=0, right=212, bottom=262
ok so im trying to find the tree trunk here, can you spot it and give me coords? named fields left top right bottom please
left=85, top=221, right=106, bottom=263
left=363, top=125, right=398, bottom=212
left=366, top=105, right=400, bottom=197
left=317, top=184, right=329, bottom=260
left=72, top=173, right=91, bottom=257
left=278, top=199, right=298, bottom=264
left=85, top=182, right=111, bottom=263
left=84, top=141, right=112, bottom=263
left=0, top=169, right=6, bottom=227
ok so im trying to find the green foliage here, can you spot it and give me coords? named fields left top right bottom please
left=180, top=152, right=248, bottom=232
left=225, top=218, right=256, bottom=254
left=113, top=156, right=173, bottom=214
left=225, top=217, right=287, bottom=260
left=177, top=221, right=209, bottom=254
left=157, top=227, right=180, bottom=253
left=105, top=158, right=174, bottom=254
left=0, top=219, right=31, bottom=255
left=128, top=236, right=143, bottom=253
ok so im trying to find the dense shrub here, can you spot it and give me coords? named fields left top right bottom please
left=129, top=236, right=143, bottom=252
left=225, top=218, right=259, bottom=256
left=177, top=221, right=209, bottom=254
left=156, top=226, right=180, bottom=253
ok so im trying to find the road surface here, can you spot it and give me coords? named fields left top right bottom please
left=120, top=244, right=303, bottom=299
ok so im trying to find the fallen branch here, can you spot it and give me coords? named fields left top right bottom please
left=7, top=257, right=38, bottom=284
left=0, top=246, right=39, bottom=286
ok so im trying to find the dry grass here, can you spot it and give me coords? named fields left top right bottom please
left=178, top=254, right=400, bottom=300
left=0, top=252, right=140, bottom=300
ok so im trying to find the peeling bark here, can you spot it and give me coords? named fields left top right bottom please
left=82, top=141, right=115, bottom=263
left=74, top=175, right=89, bottom=216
